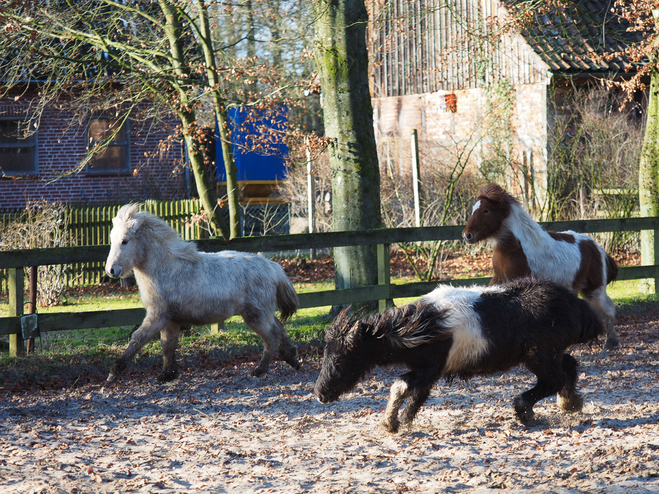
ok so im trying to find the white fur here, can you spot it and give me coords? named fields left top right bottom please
left=104, top=204, right=299, bottom=379
left=471, top=199, right=481, bottom=215
left=422, top=284, right=500, bottom=373
left=502, top=204, right=582, bottom=286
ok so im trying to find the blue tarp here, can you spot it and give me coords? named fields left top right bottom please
left=216, top=106, right=288, bottom=183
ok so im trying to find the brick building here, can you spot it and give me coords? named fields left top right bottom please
left=369, top=0, right=644, bottom=206
left=0, top=88, right=187, bottom=210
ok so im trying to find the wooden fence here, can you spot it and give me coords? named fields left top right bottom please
left=0, top=199, right=203, bottom=290
left=2, top=216, right=659, bottom=357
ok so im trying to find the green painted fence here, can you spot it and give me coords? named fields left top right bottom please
left=0, top=199, right=202, bottom=291
left=2, top=216, right=659, bottom=358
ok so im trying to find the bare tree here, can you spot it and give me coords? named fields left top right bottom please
left=1, top=0, right=318, bottom=239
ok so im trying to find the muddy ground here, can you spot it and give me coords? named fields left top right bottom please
left=1, top=303, right=659, bottom=494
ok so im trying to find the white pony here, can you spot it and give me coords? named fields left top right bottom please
left=104, top=204, right=300, bottom=383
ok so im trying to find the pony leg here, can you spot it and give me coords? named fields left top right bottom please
left=398, top=371, right=438, bottom=429
left=584, top=288, right=618, bottom=349
left=515, top=358, right=568, bottom=425
left=382, top=378, right=412, bottom=433
left=273, top=318, right=301, bottom=371
left=557, top=354, right=583, bottom=413
left=108, top=314, right=167, bottom=382
left=157, top=322, right=182, bottom=384
left=242, top=308, right=280, bottom=377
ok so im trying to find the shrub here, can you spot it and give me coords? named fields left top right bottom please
left=0, top=201, right=71, bottom=306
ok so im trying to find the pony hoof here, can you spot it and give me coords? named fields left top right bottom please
left=514, top=397, right=535, bottom=425
left=604, top=339, right=619, bottom=351
left=251, top=367, right=267, bottom=377
left=106, top=374, right=116, bottom=382
left=156, top=370, right=179, bottom=384
left=558, top=393, right=584, bottom=413
left=381, top=418, right=400, bottom=434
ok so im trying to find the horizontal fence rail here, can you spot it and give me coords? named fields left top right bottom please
left=2, top=217, right=659, bottom=356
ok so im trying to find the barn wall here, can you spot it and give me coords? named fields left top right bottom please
left=370, top=0, right=551, bottom=97
left=372, top=82, right=549, bottom=204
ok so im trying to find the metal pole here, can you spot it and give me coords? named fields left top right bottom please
left=411, top=129, right=421, bottom=227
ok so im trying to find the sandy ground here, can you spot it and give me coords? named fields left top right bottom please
left=1, top=310, right=659, bottom=494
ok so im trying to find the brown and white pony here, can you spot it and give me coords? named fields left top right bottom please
left=462, top=183, right=619, bottom=349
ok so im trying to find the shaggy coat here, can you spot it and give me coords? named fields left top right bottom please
left=462, top=183, right=619, bottom=349
left=105, top=204, right=300, bottom=382
left=315, top=278, right=603, bottom=433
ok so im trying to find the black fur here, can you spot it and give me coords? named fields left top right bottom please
left=315, top=278, right=603, bottom=433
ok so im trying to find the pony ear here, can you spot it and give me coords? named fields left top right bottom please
left=345, top=320, right=367, bottom=349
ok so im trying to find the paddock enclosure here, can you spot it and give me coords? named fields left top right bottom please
left=3, top=216, right=659, bottom=359
left=1, top=306, right=658, bottom=493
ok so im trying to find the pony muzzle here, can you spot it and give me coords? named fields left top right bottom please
left=462, top=231, right=475, bottom=244
left=106, top=265, right=123, bottom=278
left=315, top=387, right=339, bottom=404
left=316, top=393, right=335, bottom=405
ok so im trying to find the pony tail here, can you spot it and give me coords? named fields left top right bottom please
left=276, top=275, right=299, bottom=322
left=576, top=299, right=605, bottom=344
left=605, top=253, right=619, bottom=285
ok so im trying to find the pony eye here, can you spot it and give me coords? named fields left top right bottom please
left=122, top=239, right=129, bottom=245
left=483, top=209, right=489, bottom=214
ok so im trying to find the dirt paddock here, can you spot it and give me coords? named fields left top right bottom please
left=1, top=308, right=659, bottom=493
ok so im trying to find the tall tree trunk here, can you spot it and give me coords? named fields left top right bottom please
left=313, top=0, right=382, bottom=309
left=639, top=10, right=659, bottom=293
left=197, top=0, right=241, bottom=238
left=640, top=66, right=659, bottom=292
left=160, top=0, right=229, bottom=239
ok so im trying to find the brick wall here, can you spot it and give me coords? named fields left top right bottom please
left=372, top=83, right=549, bottom=203
left=0, top=93, right=187, bottom=210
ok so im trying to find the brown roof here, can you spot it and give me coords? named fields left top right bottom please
left=508, top=0, right=646, bottom=75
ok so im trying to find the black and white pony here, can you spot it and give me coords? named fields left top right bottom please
left=315, top=278, right=603, bottom=433
left=105, top=204, right=301, bottom=383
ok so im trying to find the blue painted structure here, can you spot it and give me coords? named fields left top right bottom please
left=215, top=106, right=288, bottom=183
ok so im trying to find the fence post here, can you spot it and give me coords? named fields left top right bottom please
left=8, top=268, right=25, bottom=357
left=210, top=322, right=224, bottom=335
left=377, top=244, right=393, bottom=312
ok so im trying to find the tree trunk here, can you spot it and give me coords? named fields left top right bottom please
left=313, top=0, right=382, bottom=309
left=639, top=10, right=659, bottom=293
left=640, top=64, right=659, bottom=293
left=160, top=0, right=229, bottom=239
left=181, top=116, right=230, bottom=240
left=196, top=0, right=241, bottom=238
left=215, top=105, right=242, bottom=239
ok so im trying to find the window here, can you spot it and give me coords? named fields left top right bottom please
left=87, top=117, right=130, bottom=174
left=0, top=118, right=38, bottom=175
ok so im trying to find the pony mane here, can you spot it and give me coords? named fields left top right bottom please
left=477, top=183, right=519, bottom=206
left=115, top=204, right=201, bottom=263
left=477, top=184, right=546, bottom=248
left=505, top=199, right=547, bottom=248
left=369, top=301, right=452, bottom=349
